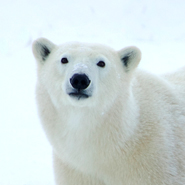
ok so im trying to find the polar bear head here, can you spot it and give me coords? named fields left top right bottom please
left=32, top=38, right=141, bottom=109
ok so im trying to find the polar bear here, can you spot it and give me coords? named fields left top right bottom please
left=32, top=38, right=185, bottom=185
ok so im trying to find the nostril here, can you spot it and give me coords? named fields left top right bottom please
left=73, top=79, right=79, bottom=86
left=81, top=80, right=86, bottom=86
left=70, top=74, right=91, bottom=91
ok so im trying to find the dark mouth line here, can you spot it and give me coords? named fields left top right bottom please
left=68, top=92, right=89, bottom=99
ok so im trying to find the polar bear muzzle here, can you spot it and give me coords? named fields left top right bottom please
left=68, top=73, right=91, bottom=99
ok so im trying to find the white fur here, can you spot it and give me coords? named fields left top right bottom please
left=32, top=38, right=185, bottom=185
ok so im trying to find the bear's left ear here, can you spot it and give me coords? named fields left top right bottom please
left=32, top=38, right=56, bottom=63
left=118, top=46, right=141, bottom=72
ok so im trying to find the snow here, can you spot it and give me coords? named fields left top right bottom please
left=1, top=0, right=185, bottom=184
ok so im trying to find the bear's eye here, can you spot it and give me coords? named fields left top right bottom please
left=61, top=57, right=68, bottom=64
left=97, top=61, right=105, bottom=68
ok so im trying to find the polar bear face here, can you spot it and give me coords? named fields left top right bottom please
left=32, top=38, right=141, bottom=109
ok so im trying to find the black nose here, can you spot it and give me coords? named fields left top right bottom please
left=70, top=74, right=91, bottom=91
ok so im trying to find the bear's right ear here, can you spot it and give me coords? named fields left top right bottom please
left=32, top=38, right=56, bottom=63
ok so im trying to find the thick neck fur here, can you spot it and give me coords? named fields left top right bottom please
left=37, top=83, right=139, bottom=158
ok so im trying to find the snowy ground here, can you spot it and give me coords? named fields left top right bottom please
left=1, top=0, right=185, bottom=184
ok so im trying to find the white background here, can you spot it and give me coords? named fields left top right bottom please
left=1, top=0, right=185, bottom=184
